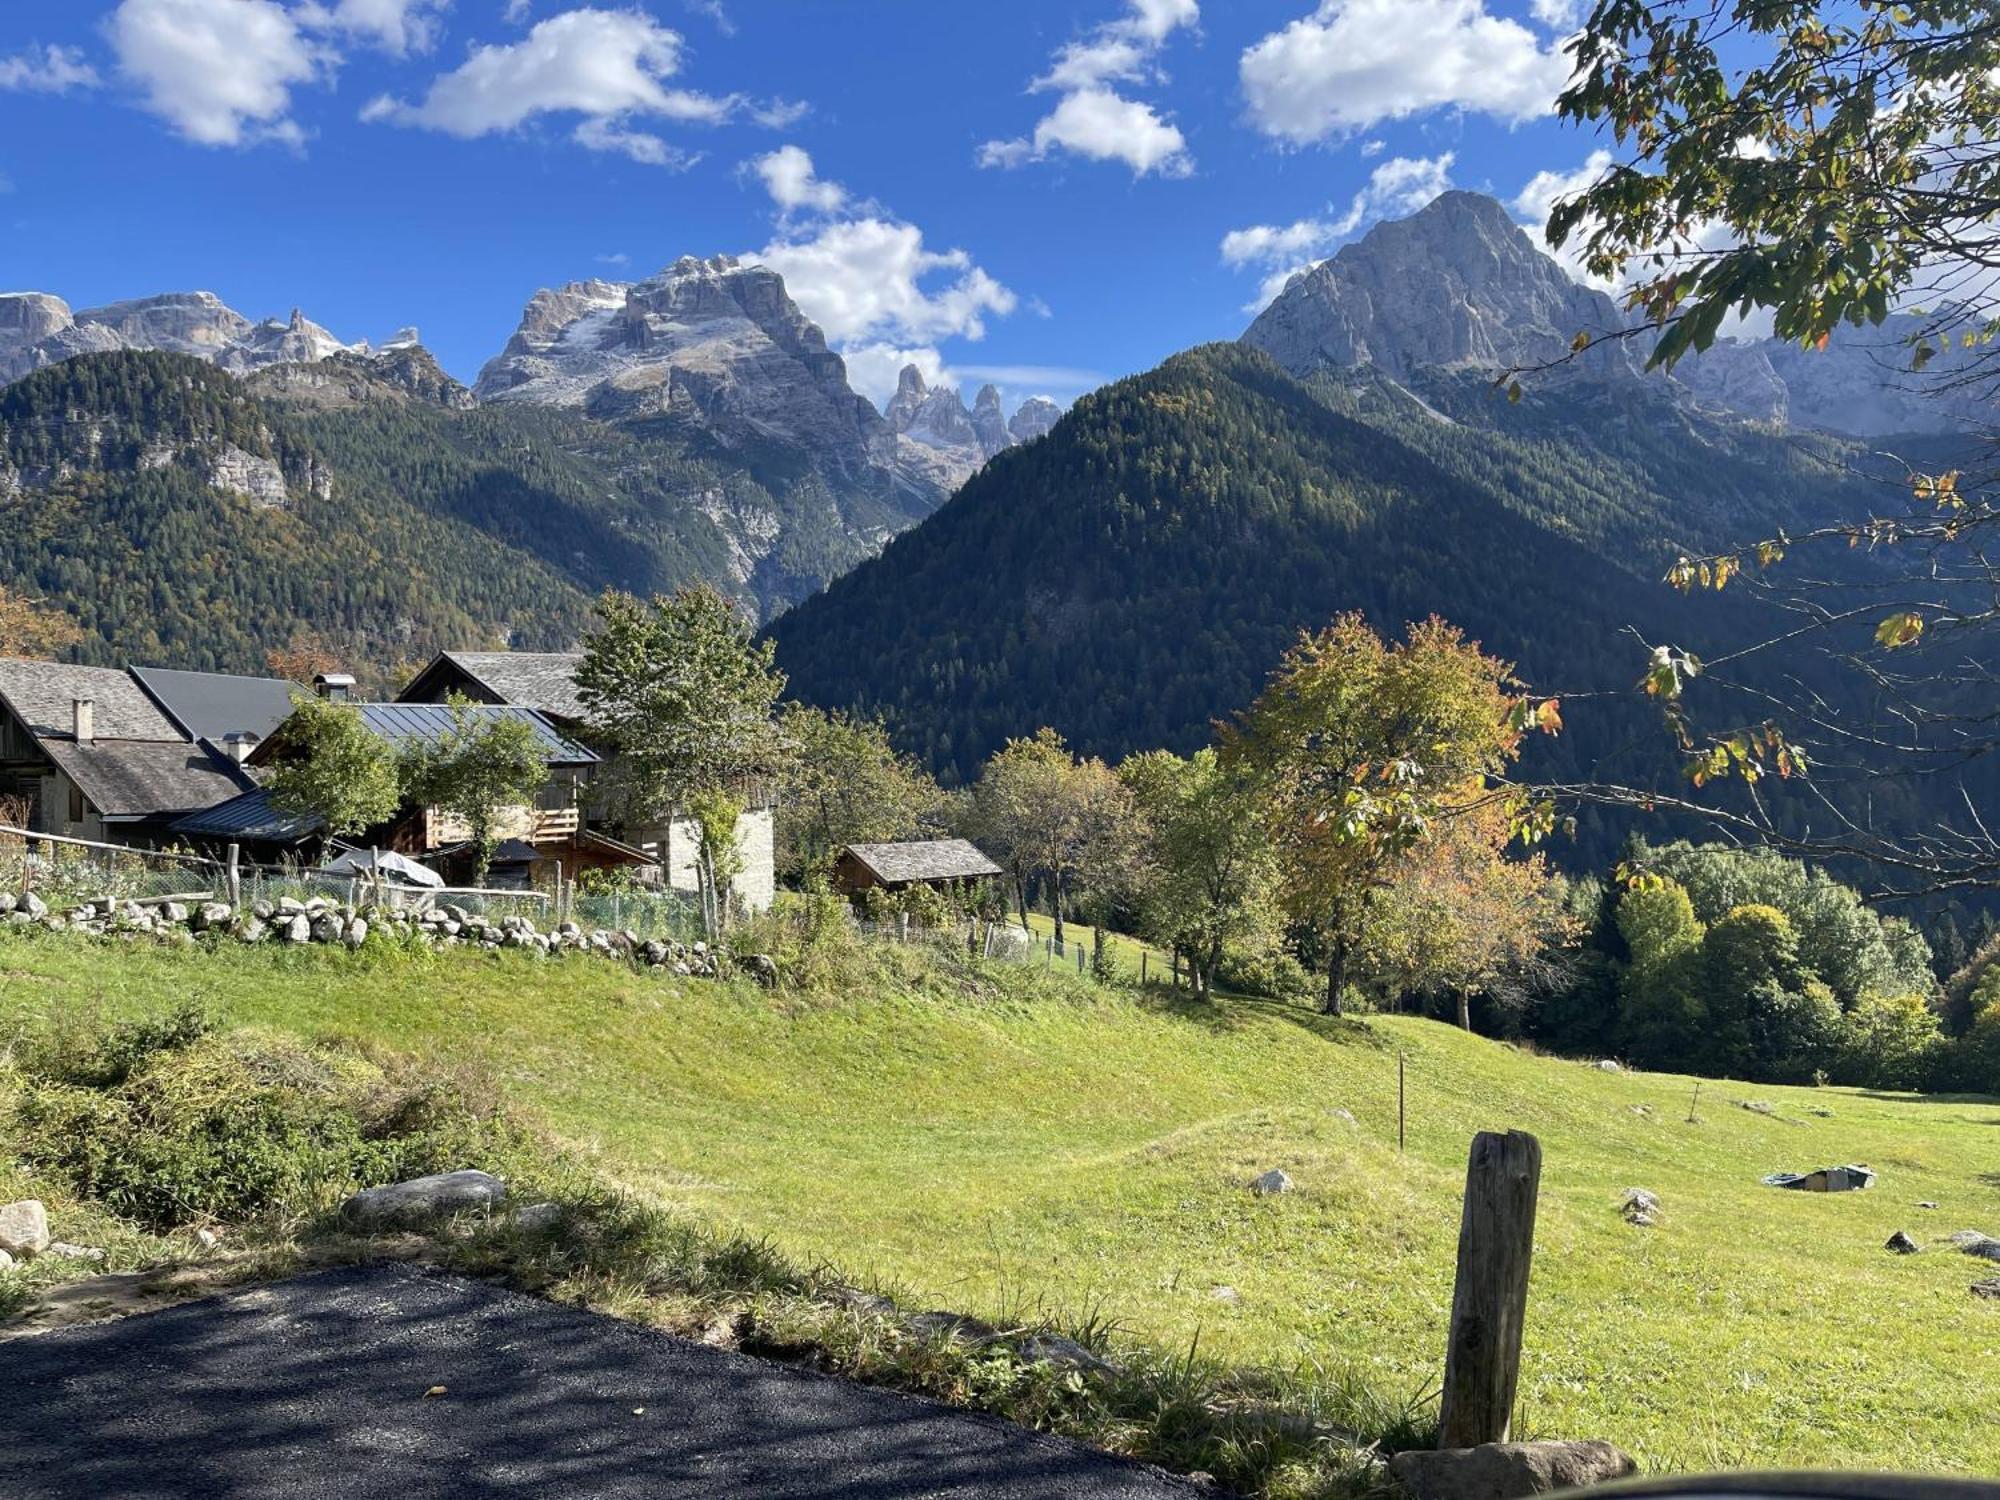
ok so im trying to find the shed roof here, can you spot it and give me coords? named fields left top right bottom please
left=42, top=738, right=257, bottom=820
left=840, top=839, right=1002, bottom=884
left=132, top=667, right=300, bottom=743
left=171, top=785, right=323, bottom=843
left=415, top=651, right=588, bottom=721
left=0, top=658, right=180, bottom=741
left=349, top=703, right=598, bottom=765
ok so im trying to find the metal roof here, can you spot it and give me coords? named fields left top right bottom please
left=132, top=667, right=301, bottom=743
left=353, top=703, right=598, bottom=765
left=0, top=658, right=180, bottom=741
left=840, top=839, right=1003, bottom=884
left=42, top=738, right=257, bottom=820
left=416, top=651, right=589, bottom=722
left=171, top=785, right=323, bottom=843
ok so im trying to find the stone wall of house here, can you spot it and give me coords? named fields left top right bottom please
left=654, top=805, right=775, bottom=914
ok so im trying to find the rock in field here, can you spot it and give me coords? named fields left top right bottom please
left=44, top=1241, right=105, bottom=1263
left=1950, top=1230, right=2000, bottom=1262
left=19, top=891, right=47, bottom=920
left=1388, top=1439, right=1638, bottom=1500
left=1973, top=1279, right=2000, bottom=1300
left=342, top=1169, right=507, bottom=1227
left=1619, top=1188, right=1660, bottom=1227
left=1885, top=1230, right=1921, bottom=1255
left=1250, top=1169, right=1294, bottom=1196
left=0, top=1199, right=51, bottom=1259
left=282, top=914, right=311, bottom=944
left=1018, top=1333, right=1121, bottom=1377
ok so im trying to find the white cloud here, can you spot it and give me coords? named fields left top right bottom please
left=1223, top=152, right=1455, bottom=308
left=754, top=218, right=1015, bottom=348
left=839, top=343, right=949, bottom=409
left=1240, top=0, right=1569, bottom=145
left=750, top=144, right=845, bottom=215
left=1528, top=0, right=1583, bottom=27
left=740, top=147, right=1020, bottom=408
left=363, top=7, right=753, bottom=160
left=504, top=0, right=531, bottom=19
left=595, top=250, right=630, bottom=265
left=0, top=44, right=101, bottom=94
left=108, top=0, right=325, bottom=147
left=296, top=0, right=451, bottom=56
left=978, top=0, right=1196, bottom=178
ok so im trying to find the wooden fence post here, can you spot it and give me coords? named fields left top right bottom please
left=1438, top=1129, right=1542, bottom=1449
left=225, top=844, right=241, bottom=908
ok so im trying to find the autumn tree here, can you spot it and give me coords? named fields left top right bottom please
left=1120, top=748, right=1279, bottom=1000
left=1223, top=614, right=1534, bottom=1015
left=265, top=630, right=346, bottom=685
left=774, top=704, right=946, bottom=882
left=267, top=694, right=402, bottom=839
left=0, top=584, right=80, bottom=660
left=1535, top=1, right=2000, bottom=895
left=964, top=729, right=1143, bottom=950
left=1362, top=800, right=1572, bottom=1031
left=399, top=698, right=552, bottom=887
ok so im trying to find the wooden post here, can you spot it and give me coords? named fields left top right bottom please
left=1141, top=951, right=1148, bottom=985
left=1398, top=1052, right=1406, bottom=1153
left=1438, top=1129, right=1542, bottom=1449
left=225, top=844, right=241, bottom=908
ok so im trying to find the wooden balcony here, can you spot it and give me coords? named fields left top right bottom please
left=423, top=804, right=580, bottom=850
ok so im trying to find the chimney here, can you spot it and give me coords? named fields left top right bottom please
left=223, top=731, right=259, bottom=764
left=72, top=698, right=94, bottom=744
left=313, top=672, right=356, bottom=703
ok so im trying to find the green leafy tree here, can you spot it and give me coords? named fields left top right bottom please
left=575, top=585, right=784, bottom=931
left=1614, top=876, right=1709, bottom=1067
left=774, top=705, right=945, bottom=882
left=267, top=694, right=402, bottom=839
left=1699, top=904, right=1842, bottom=1084
left=399, top=697, right=552, bottom=887
left=1120, top=748, right=1280, bottom=1000
left=1838, top=993, right=1944, bottom=1093
left=688, top=787, right=747, bottom=937
left=1222, top=614, right=1532, bottom=1015
left=577, top=586, right=786, bottom=817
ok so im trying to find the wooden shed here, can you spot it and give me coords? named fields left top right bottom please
left=833, top=839, right=1003, bottom=897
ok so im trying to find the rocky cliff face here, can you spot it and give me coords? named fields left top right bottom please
left=1243, top=192, right=1638, bottom=386
left=1679, top=316, right=1984, bottom=436
left=474, top=255, right=895, bottom=482
left=880, top=364, right=1055, bottom=491
left=0, top=290, right=361, bottom=385
left=248, top=342, right=476, bottom=411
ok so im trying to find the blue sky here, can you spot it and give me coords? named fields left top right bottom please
left=0, top=0, right=1613, bottom=413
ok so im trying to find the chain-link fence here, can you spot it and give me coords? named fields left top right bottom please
left=564, top=887, right=705, bottom=944
left=1, top=826, right=225, bottom=910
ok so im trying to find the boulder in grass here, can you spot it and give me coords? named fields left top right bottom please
left=1620, top=1189, right=1660, bottom=1227
left=20, top=891, right=47, bottom=920
left=1949, top=1230, right=2000, bottom=1262
left=1019, top=1333, right=1121, bottom=1378
left=1973, top=1279, right=2000, bottom=1300
left=1885, top=1230, right=1921, bottom=1255
left=0, top=1199, right=51, bottom=1260
left=342, top=1170, right=507, bottom=1228
left=1388, top=1440, right=1638, bottom=1500
left=282, top=914, right=311, bottom=944
left=1250, top=1169, right=1293, bottom=1196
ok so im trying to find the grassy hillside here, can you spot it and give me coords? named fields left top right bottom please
left=1, top=931, right=1995, bottom=1474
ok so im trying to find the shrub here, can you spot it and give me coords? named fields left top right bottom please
left=9, top=1016, right=539, bottom=1231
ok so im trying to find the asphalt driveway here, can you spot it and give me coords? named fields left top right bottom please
left=1, top=1263, right=1196, bottom=1499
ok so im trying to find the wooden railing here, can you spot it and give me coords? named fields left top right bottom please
left=423, top=804, right=579, bottom=850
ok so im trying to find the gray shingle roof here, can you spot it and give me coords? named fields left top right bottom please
left=353, top=703, right=598, bottom=765
left=171, top=785, right=323, bottom=843
left=440, top=652, right=587, bottom=721
left=132, top=667, right=301, bottom=742
left=841, top=839, right=1003, bottom=884
left=0, top=658, right=180, bottom=741
left=42, top=738, right=257, bottom=820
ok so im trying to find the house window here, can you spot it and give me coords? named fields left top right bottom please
left=68, top=784, right=85, bottom=824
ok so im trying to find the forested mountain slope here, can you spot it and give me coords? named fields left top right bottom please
left=767, top=343, right=1898, bottom=860
left=0, top=349, right=930, bottom=676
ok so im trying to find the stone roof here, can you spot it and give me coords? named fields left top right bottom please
left=439, top=652, right=587, bottom=721
left=42, top=738, right=257, bottom=820
left=0, top=658, right=180, bottom=741
left=840, top=839, right=1002, bottom=884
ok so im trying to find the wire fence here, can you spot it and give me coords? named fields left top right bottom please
left=1, top=826, right=223, bottom=909
left=857, top=915, right=1100, bottom=974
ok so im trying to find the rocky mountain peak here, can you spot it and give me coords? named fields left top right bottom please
left=886, top=363, right=931, bottom=430
left=0, top=289, right=362, bottom=386
left=1007, top=395, right=1062, bottom=445
left=1242, top=190, right=1634, bottom=384
left=970, top=384, right=1009, bottom=456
